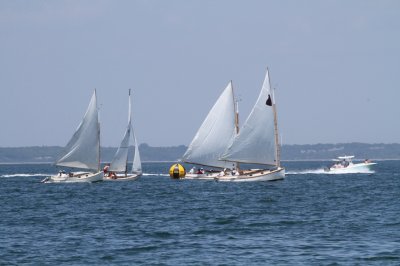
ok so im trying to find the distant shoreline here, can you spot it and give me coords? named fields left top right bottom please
left=1, top=143, right=399, bottom=163
left=1, top=158, right=398, bottom=165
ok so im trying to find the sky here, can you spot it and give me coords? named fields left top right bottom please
left=1, top=0, right=399, bottom=147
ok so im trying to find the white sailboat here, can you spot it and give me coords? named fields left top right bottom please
left=43, top=90, right=104, bottom=183
left=181, top=81, right=239, bottom=180
left=217, top=69, right=285, bottom=182
left=104, top=89, right=142, bottom=181
left=324, top=155, right=376, bottom=173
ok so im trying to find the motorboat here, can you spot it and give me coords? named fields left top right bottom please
left=324, top=156, right=376, bottom=173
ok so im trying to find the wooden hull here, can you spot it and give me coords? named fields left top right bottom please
left=215, top=167, right=285, bottom=182
left=43, top=171, right=104, bottom=183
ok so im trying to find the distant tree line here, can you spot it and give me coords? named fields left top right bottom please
left=0, top=143, right=399, bottom=163
left=0, top=144, right=187, bottom=163
left=281, top=142, right=400, bottom=160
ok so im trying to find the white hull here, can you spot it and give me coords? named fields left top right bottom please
left=103, top=173, right=141, bottom=181
left=43, top=171, right=104, bottom=183
left=326, top=162, right=376, bottom=173
left=184, top=172, right=220, bottom=180
left=216, top=167, right=285, bottom=182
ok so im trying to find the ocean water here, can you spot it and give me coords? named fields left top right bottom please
left=0, top=161, right=399, bottom=265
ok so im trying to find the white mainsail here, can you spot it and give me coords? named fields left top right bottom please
left=221, top=69, right=277, bottom=166
left=56, top=90, right=100, bottom=171
left=132, top=133, right=142, bottom=174
left=182, top=82, right=237, bottom=169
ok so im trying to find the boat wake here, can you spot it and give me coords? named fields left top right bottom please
left=1, top=173, right=48, bottom=178
left=142, top=173, right=169, bottom=177
left=287, top=169, right=328, bottom=175
left=287, top=168, right=375, bottom=175
left=1, top=173, right=173, bottom=178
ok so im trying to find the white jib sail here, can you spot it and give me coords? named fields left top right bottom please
left=132, top=133, right=142, bottom=174
left=109, top=124, right=131, bottom=172
left=109, top=90, right=133, bottom=172
left=221, top=70, right=277, bottom=166
left=182, top=82, right=238, bottom=169
left=56, top=90, right=100, bottom=171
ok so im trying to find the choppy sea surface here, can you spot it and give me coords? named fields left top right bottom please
left=0, top=161, right=399, bottom=265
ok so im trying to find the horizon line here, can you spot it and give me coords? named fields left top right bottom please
left=1, top=142, right=400, bottom=149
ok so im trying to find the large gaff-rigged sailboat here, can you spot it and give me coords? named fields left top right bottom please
left=43, top=90, right=103, bottom=183
left=104, top=90, right=142, bottom=181
left=217, top=69, right=285, bottom=182
left=181, top=81, right=239, bottom=179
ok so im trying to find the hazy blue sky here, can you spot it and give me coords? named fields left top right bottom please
left=1, top=0, right=399, bottom=147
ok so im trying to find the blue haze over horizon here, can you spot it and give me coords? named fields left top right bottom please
left=1, top=1, right=399, bottom=147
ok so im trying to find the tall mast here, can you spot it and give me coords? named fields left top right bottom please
left=231, top=81, right=240, bottom=134
left=272, top=90, right=281, bottom=168
left=268, top=69, right=281, bottom=168
left=126, top=89, right=132, bottom=174
left=96, top=88, right=101, bottom=172
left=231, top=80, right=240, bottom=171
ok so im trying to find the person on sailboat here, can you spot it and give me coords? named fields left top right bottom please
left=219, top=168, right=227, bottom=177
left=196, top=168, right=204, bottom=174
left=103, top=164, right=110, bottom=176
left=189, top=167, right=196, bottom=174
left=110, top=172, right=117, bottom=179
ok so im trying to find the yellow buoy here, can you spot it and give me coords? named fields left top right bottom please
left=169, top=163, right=186, bottom=179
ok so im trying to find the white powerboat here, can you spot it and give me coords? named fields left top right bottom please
left=324, top=156, right=376, bottom=173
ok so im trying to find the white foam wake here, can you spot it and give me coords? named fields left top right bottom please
left=1, top=173, right=48, bottom=178
left=286, top=169, right=328, bottom=175
left=141, top=173, right=169, bottom=177
left=287, top=168, right=375, bottom=175
left=1, top=173, right=171, bottom=178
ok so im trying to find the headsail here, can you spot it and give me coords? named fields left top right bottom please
left=221, top=69, right=277, bottom=166
left=132, top=133, right=142, bottom=174
left=182, top=82, right=237, bottom=169
left=56, top=90, right=100, bottom=171
left=109, top=125, right=131, bottom=172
